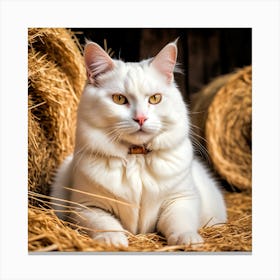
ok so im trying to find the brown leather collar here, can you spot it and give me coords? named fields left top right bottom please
left=128, top=145, right=151, bottom=155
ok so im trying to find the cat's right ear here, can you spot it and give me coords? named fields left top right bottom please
left=150, top=41, right=177, bottom=84
left=84, top=42, right=114, bottom=85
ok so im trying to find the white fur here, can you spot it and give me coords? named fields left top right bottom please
left=50, top=41, right=227, bottom=248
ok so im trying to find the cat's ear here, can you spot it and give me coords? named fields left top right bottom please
left=84, top=41, right=114, bottom=85
left=150, top=40, right=178, bottom=84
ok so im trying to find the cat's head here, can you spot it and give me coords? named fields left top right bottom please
left=79, top=40, right=187, bottom=148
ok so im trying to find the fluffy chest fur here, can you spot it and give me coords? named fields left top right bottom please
left=71, top=139, right=194, bottom=234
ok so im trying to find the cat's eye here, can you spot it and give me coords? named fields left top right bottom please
left=112, top=94, right=128, bottom=105
left=149, top=94, right=162, bottom=105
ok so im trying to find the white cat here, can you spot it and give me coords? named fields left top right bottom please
left=50, top=40, right=227, bottom=248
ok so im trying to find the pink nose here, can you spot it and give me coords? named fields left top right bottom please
left=133, top=115, right=148, bottom=126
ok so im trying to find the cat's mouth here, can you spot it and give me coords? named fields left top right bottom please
left=130, top=130, right=145, bottom=137
left=134, top=128, right=150, bottom=135
left=120, top=125, right=156, bottom=146
left=128, top=128, right=153, bottom=141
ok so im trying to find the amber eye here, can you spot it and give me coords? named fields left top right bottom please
left=112, top=94, right=128, bottom=105
left=149, top=94, right=162, bottom=105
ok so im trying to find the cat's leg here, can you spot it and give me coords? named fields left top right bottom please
left=157, top=196, right=204, bottom=246
left=191, top=159, right=227, bottom=227
left=72, top=208, right=128, bottom=247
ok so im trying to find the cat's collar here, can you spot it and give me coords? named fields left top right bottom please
left=128, top=144, right=151, bottom=155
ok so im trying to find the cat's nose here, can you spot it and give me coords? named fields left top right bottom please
left=133, top=115, right=148, bottom=126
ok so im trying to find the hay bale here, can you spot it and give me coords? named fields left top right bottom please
left=28, top=28, right=86, bottom=195
left=191, top=66, right=252, bottom=190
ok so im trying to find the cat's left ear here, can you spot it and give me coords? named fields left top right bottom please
left=150, top=40, right=178, bottom=84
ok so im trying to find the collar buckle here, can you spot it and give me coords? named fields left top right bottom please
left=128, top=145, right=151, bottom=155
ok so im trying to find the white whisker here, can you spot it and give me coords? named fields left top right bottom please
left=188, top=110, right=207, bottom=115
left=191, top=137, right=211, bottom=164
left=190, top=129, right=209, bottom=145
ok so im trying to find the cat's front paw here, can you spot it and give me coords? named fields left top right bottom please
left=93, top=232, right=129, bottom=248
left=167, top=231, right=204, bottom=247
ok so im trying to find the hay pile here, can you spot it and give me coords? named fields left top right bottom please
left=28, top=28, right=251, bottom=252
left=28, top=190, right=251, bottom=252
left=28, top=28, right=86, bottom=195
left=191, top=66, right=252, bottom=190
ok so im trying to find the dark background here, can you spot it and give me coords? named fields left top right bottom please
left=71, top=28, right=252, bottom=100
